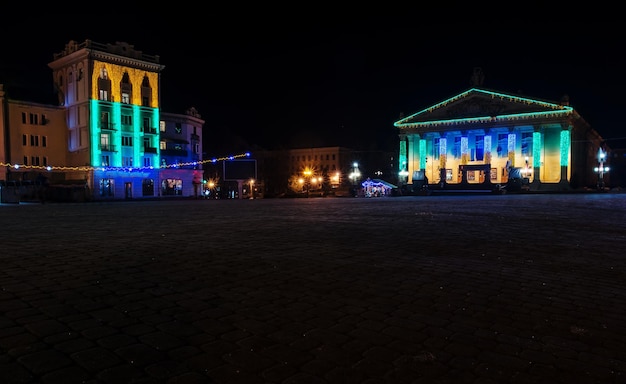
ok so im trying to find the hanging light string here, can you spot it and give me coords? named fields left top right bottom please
left=1, top=152, right=251, bottom=172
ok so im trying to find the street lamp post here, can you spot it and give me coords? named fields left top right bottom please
left=594, top=149, right=609, bottom=190
left=349, top=162, right=361, bottom=197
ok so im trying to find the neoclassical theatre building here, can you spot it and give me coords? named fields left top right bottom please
left=395, top=87, right=606, bottom=192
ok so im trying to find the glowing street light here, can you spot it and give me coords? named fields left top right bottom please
left=594, top=149, right=609, bottom=190
left=249, top=178, right=255, bottom=199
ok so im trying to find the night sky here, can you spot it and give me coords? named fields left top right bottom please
left=2, top=15, right=624, bottom=156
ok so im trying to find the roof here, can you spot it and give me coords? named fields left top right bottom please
left=394, top=88, right=575, bottom=131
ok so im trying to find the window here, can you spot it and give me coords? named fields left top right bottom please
left=23, top=156, right=28, bottom=165
left=42, top=136, right=47, bottom=147
left=101, top=155, right=110, bottom=167
left=122, top=156, right=133, bottom=167
left=43, top=157, right=48, bottom=166
left=100, top=178, right=114, bottom=197
left=22, top=134, right=27, bottom=146
left=160, top=141, right=166, bottom=150
left=141, top=76, right=152, bottom=107
left=100, top=134, right=111, bottom=151
left=121, top=115, right=132, bottom=126
left=22, top=112, right=27, bottom=124
left=143, top=117, right=151, bottom=132
left=101, top=112, right=111, bottom=129
left=120, top=72, right=132, bottom=104
left=122, top=136, right=133, bottom=146
left=162, top=178, right=183, bottom=196
left=160, top=121, right=166, bottom=132
left=29, top=113, right=39, bottom=125
left=142, top=179, right=154, bottom=196
left=98, top=67, right=112, bottom=101
left=143, top=157, right=151, bottom=167
left=30, top=135, right=39, bottom=147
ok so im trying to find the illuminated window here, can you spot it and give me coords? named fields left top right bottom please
left=161, top=178, right=183, bottom=196
left=99, top=178, right=114, bottom=197
left=98, top=68, right=112, bottom=101
left=160, top=141, right=166, bottom=150
left=120, top=73, right=132, bottom=104
left=100, top=134, right=111, bottom=151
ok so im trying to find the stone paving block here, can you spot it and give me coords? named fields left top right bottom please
left=40, top=365, right=92, bottom=384
left=114, top=343, right=166, bottom=367
left=0, top=362, right=35, bottom=383
left=71, top=347, right=122, bottom=372
left=17, top=349, right=73, bottom=375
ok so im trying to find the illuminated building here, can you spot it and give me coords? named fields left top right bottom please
left=1, top=40, right=204, bottom=201
left=395, top=88, right=607, bottom=192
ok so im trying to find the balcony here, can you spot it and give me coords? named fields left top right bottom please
left=100, top=144, right=117, bottom=152
left=142, top=127, right=158, bottom=135
left=144, top=146, right=157, bottom=153
left=100, top=122, right=117, bottom=131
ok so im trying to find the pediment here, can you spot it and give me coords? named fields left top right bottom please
left=395, top=88, right=574, bottom=129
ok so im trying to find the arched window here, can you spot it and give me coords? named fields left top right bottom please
left=141, top=75, right=152, bottom=107
left=98, top=67, right=112, bottom=101
left=121, top=72, right=132, bottom=104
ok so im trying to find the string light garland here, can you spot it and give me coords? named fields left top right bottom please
left=1, top=152, right=251, bottom=172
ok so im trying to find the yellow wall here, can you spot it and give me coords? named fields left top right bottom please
left=91, top=60, right=159, bottom=108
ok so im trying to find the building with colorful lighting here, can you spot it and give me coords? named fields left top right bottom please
left=1, top=40, right=216, bottom=202
left=395, top=87, right=608, bottom=192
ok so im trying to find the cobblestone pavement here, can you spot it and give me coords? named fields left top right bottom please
left=1, top=194, right=625, bottom=384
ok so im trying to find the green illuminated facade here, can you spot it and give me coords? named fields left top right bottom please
left=395, top=88, right=605, bottom=191
left=48, top=40, right=202, bottom=199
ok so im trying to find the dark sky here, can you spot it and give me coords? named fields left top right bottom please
left=2, top=15, right=625, bottom=156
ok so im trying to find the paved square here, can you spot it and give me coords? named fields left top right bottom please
left=1, top=194, right=625, bottom=383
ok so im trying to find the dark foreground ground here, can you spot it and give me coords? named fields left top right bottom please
left=1, top=194, right=625, bottom=384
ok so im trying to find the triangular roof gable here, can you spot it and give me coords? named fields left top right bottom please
left=394, top=88, right=574, bottom=129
